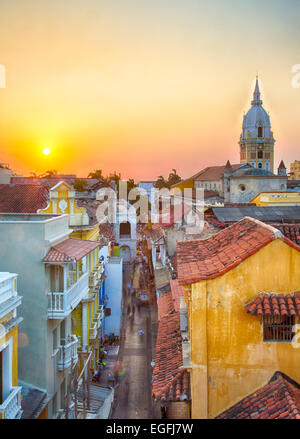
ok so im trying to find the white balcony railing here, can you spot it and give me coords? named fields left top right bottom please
left=94, top=305, right=104, bottom=328
left=0, top=386, right=22, bottom=419
left=0, top=273, right=16, bottom=306
left=89, top=271, right=99, bottom=290
left=89, top=322, right=98, bottom=341
left=57, top=335, right=79, bottom=370
left=48, top=272, right=89, bottom=318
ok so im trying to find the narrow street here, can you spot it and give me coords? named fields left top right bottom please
left=111, top=262, right=158, bottom=419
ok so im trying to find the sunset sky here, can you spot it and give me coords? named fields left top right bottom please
left=0, top=0, right=300, bottom=181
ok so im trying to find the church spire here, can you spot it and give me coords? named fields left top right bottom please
left=251, top=76, right=262, bottom=106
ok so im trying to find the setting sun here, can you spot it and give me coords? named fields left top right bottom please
left=43, top=147, right=51, bottom=156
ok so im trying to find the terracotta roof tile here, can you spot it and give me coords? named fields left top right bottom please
left=274, top=224, right=300, bottom=246
left=43, top=238, right=101, bottom=262
left=0, top=184, right=49, bottom=213
left=149, top=224, right=165, bottom=242
left=153, top=290, right=190, bottom=402
left=170, top=279, right=184, bottom=312
left=245, top=292, right=300, bottom=316
left=152, top=309, right=185, bottom=401
left=98, top=223, right=115, bottom=240
left=157, top=291, right=174, bottom=320
left=216, top=371, right=300, bottom=419
left=194, top=164, right=241, bottom=181
left=177, top=217, right=300, bottom=285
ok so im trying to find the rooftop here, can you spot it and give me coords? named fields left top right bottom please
left=216, top=371, right=300, bottom=419
left=152, top=290, right=189, bottom=402
left=0, top=213, right=61, bottom=222
left=0, top=184, right=49, bottom=213
left=170, top=279, right=184, bottom=312
left=211, top=206, right=300, bottom=224
left=245, top=292, right=300, bottom=316
left=177, top=217, right=300, bottom=286
left=20, top=382, right=48, bottom=419
left=194, top=164, right=241, bottom=181
left=43, top=238, right=101, bottom=262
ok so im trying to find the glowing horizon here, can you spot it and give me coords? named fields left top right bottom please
left=0, top=0, right=300, bottom=181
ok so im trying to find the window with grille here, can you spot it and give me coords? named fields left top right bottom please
left=263, top=315, right=295, bottom=341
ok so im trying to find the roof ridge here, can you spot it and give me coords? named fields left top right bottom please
left=272, top=372, right=300, bottom=417
left=51, top=246, right=74, bottom=262
left=243, top=216, right=283, bottom=239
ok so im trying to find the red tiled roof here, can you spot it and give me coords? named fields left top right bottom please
left=170, top=279, right=184, bottom=312
left=0, top=184, right=49, bottom=213
left=216, top=371, right=300, bottom=419
left=204, top=213, right=228, bottom=229
left=278, top=160, right=286, bottom=169
left=273, top=224, right=300, bottom=246
left=194, top=164, right=241, bottom=181
left=150, top=224, right=165, bottom=242
left=157, top=291, right=174, bottom=321
left=98, top=223, right=115, bottom=240
left=159, top=369, right=190, bottom=403
left=245, top=292, right=300, bottom=316
left=43, top=238, right=100, bottom=262
left=177, top=217, right=300, bottom=286
left=153, top=290, right=190, bottom=402
left=152, top=309, right=184, bottom=401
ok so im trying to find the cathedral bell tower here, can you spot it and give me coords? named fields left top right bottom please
left=239, top=78, right=275, bottom=173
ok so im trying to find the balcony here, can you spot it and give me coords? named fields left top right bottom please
left=57, top=335, right=79, bottom=371
left=89, top=321, right=98, bottom=341
left=95, top=305, right=104, bottom=327
left=48, top=272, right=89, bottom=319
left=0, top=386, right=22, bottom=419
left=89, top=271, right=99, bottom=291
left=0, top=273, right=22, bottom=320
left=89, top=305, right=104, bottom=341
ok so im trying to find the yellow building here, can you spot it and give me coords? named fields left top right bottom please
left=0, top=272, right=22, bottom=419
left=177, top=217, right=300, bottom=419
left=38, top=181, right=100, bottom=241
left=289, top=160, right=300, bottom=180
left=251, top=191, right=300, bottom=206
left=38, top=181, right=105, bottom=376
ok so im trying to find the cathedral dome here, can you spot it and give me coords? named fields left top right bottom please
left=241, top=78, right=272, bottom=139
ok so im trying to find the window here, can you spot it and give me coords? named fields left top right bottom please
left=239, top=184, right=246, bottom=192
left=258, top=126, right=263, bottom=137
left=263, top=315, right=295, bottom=341
left=120, top=222, right=131, bottom=237
left=258, top=163, right=262, bottom=168
left=257, top=151, right=263, bottom=159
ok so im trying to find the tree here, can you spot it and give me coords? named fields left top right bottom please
left=87, top=169, right=104, bottom=180
left=167, top=169, right=181, bottom=187
left=154, top=170, right=182, bottom=189
left=106, top=171, right=121, bottom=186
left=39, top=169, right=58, bottom=179
left=29, top=171, right=39, bottom=178
left=73, top=179, right=88, bottom=192
left=154, top=175, right=168, bottom=189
